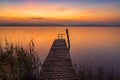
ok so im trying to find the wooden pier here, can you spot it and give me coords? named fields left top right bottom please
left=39, top=29, right=78, bottom=80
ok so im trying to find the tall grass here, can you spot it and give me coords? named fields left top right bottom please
left=0, top=39, right=41, bottom=80
left=0, top=39, right=119, bottom=80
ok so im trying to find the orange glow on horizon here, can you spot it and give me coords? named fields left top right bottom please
left=0, top=3, right=120, bottom=23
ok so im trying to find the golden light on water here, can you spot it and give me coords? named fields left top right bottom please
left=0, top=27, right=120, bottom=47
left=0, top=26, right=120, bottom=74
left=0, top=27, right=120, bottom=60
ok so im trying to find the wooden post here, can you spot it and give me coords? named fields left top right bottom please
left=66, top=29, right=70, bottom=51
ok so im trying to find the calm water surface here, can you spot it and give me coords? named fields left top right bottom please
left=0, top=26, right=120, bottom=72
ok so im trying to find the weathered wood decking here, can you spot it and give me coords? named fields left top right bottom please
left=39, top=39, right=78, bottom=80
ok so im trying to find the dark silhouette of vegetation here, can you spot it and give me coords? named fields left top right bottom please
left=0, top=39, right=41, bottom=80
left=0, top=39, right=119, bottom=80
left=76, top=62, right=118, bottom=80
left=77, top=62, right=94, bottom=80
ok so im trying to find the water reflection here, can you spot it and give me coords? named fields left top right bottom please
left=0, top=26, right=120, bottom=72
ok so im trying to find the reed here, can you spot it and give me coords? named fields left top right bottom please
left=0, top=40, right=41, bottom=80
left=77, top=62, right=116, bottom=80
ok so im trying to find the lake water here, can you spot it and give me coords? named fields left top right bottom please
left=0, top=26, right=120, bottom=73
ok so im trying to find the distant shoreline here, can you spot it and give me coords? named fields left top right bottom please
left=0, top=25, right=120, bottom=27
left=0, top=23, right=120, bottom=27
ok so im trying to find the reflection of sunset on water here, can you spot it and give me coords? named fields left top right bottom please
left=0, top=27, right=120, bottom=61
left=0, top=27, right=120, bottom=73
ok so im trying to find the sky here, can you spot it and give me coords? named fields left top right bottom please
left=0, top=0, right=120, bottom=25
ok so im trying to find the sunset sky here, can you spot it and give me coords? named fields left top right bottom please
left=0, top=0, right=120, bottom=25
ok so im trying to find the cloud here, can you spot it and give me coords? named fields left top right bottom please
left=30, top=17, right=44, bottom=20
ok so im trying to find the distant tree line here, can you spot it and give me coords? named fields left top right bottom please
left=0, top=39, right=41, bottom=80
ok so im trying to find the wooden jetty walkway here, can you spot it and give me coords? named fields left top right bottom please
left=39, top=29, right=78, bottom=80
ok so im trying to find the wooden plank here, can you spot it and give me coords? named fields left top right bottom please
left=40, top=39, right=78, bottom=80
